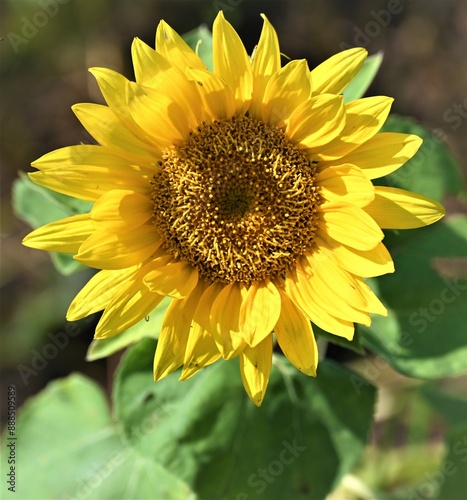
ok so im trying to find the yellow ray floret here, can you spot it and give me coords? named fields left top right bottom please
left=22, top=11, right=445, bottom=406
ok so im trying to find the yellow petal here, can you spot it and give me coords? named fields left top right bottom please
left=316, top=235, right=394, bottom=278
left=180, top=338, right=222, bottom=380
left=95, top=262, right=166, bottom=339
left=72, top=103, right=159, bottom=164
left=239, top=335, right=273, bottom=407
left=213, top=11, right=253, bottom=114
left=131, top=62, right=203, bottom=125
left=305, top=247, right=388, bottom=318
left=28, top=169, right=147, bottom=204
left=153, top=280, right=206, bottom=381
left=318, top=203, right=384, bottom=251
left=262, top=59, right=311, bottom=127
left=239, top=280, right=281, bottom=347
left=156, top=20, right=205, bottom=72
left=91, top=190, right=153, bottom=232
left=250, top=14, right=281, bottom=119
left=144, top=261, right=199, bottom=299
left=67, top=267, right=137, bottom=321
left=252, top=14, right=281, bottom=79
left=30, top=145, right=153, bottom=201
left=185, top=67, right=236, bottom=120
left=310, top=48, right=367, bottom=95
left=365, top=186, right=446, bottom=229
left=22, top=213, right=94, bottom=254
left=352, top=276, right=388, bottom=316
left=210, top=281, right=245, bottom=359
left=317, top=165, right=375, bottom=207
left=286, top=94, right=345, bottom=149
left=88, top=67, right=143, bottom=135
left=300, top=255, right=371, bottom=326
left=181, top=282, right=223, bottom=380
left=31, top=144, right=155, bottom=175
left=31, top=145, right=139, bottom=171
left=313, top=96, right=394, bottom=160
left=153, top=299, right=187, bottom=380
left=75, top=224, right=161, bottom=270
left=282, top=269, right=355, bottom=340
left=328, top=132, right=423, bottom=179
left=274, top=291, right=318, bottom=376
left=131, top=37, right=171, bottom=84
left=126, top=81, right=197, bottom=147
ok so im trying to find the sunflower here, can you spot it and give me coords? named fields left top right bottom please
left=23, top=12, right=445, bottom=406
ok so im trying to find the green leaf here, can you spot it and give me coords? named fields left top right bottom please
left=114, top=339, right=377, bottom=500
left=419, top=387, right=467, bottom=499
left=343, top=51, right=384, bottom=102
left=421, top=385, right=467, bottom=430
left=86, top=297, right=172, bottom=361
left=182, top=26, right=213, bottom=72
left=0, top=374, right=194, bottom=499
left=48, top=252, right=83, bottom=276
left=359, top=216, right=467, bottom=379
left=380, top=115, right=464, bottom=202
left=13, top=173, right=92, bottom=226
left=315, top=324, right=365, bottom=355
left=13, top=173, right=92, bottom=275
left=436, top=425, right=467, bottom=500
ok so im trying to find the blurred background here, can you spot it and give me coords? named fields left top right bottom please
left=1, top=0, right=466, bottom=498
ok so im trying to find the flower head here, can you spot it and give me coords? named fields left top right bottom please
left=23, top=12, right=445, bottom=405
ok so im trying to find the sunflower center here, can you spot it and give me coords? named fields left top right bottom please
left=151, top=115, right=321, bottom=284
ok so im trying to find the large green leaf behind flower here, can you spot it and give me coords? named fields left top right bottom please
left=113, top=339, right=377, bottom=500
left=2, top=341, right=377, bottom=500
left=343, top=52, right=384, bottom=102
left=380, top=115, right=464, bottom=201
left=0, top=375, right=193, bottom=499
left=360, top=114, right=466, bottom=379
left=13, top=173, right=92, bottom=275
left=360, top=216, right=467, bottom=378
left=421, top=387, right=467, bottom=499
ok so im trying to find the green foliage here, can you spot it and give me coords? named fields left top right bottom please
left=421, top=385, right=467, bottom=429
left=436, top=425, right=467, bottom=500
left=343, top=51, right=384, bottom=102
left=358, top=114, right=466, bottom=379
left=8, top=16, right=467, bottom=499
left=360, top=216, right=467, bottom=378
left=3, top=340, right=376, bottom=500
left=0, top=374, right=194, bottom=499
left=13, top=173, right=92, bottom=275
left=86, top=297, right=172, bottom=361
left=419, top=387, right=467, bottom=499
left=115, top=339, right=377, bottom=500
left=183, top=26, right=213, bottom=72
left=380, top=115, right=464, bottom=201
left=315, top=325, right=365, bottom=355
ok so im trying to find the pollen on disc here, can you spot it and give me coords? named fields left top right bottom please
left=151, top=115, right=321, bottom=284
